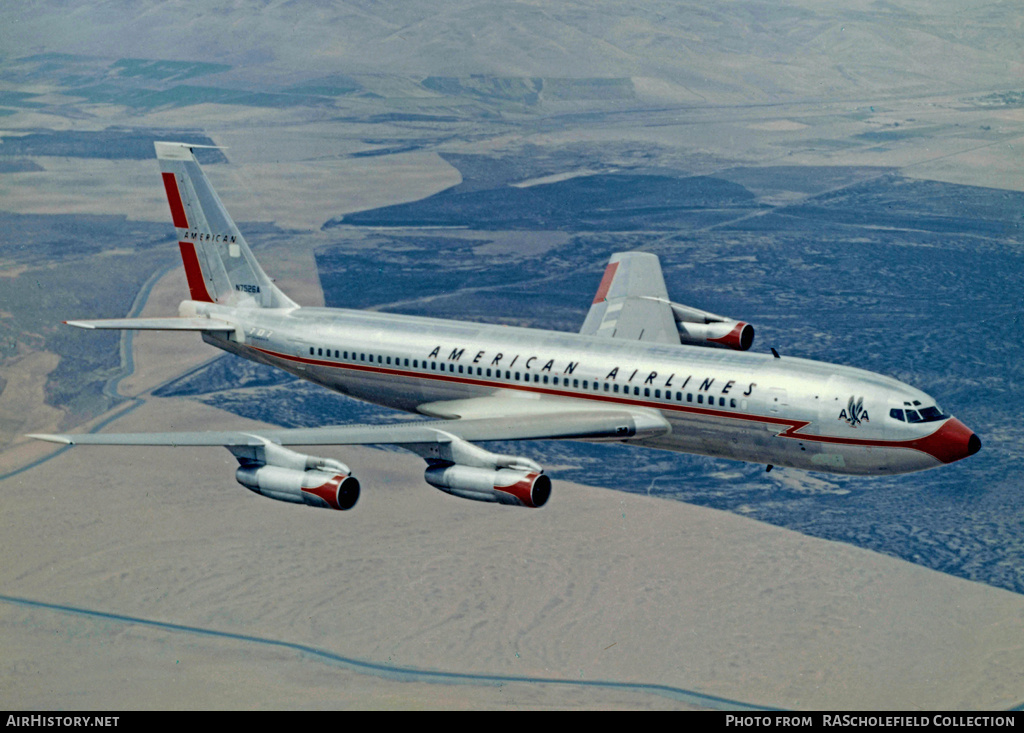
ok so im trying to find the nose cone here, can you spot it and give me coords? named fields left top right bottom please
left=915, top=417, right=981, bottom=465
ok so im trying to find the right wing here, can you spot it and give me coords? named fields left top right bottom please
left=579, top=251, right=680, bottom=344
left=580, top=251, right=755, bottom=351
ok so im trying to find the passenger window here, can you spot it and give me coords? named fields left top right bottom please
left=730, top=398, right=736, bottom=408
left=687, top=393, right=692, bottom=403
left=655, top=389, right=661, bottom=399
left=697, top=394, right=703, bottom=404
left=309, top=347, right=314, bottom=355
left=644, top=388, right=650, bottom=397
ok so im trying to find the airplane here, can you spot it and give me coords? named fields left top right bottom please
left=29, top=142, right=981, bottom=511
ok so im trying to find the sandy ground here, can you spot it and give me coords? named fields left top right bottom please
left=5, top=398, right=1024, bottom=710
left=3, top=96, right=1024, bottom=710
left=3, top=326, right=1024, bottom=709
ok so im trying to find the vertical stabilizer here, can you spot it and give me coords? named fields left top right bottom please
left=156, top=142, right=297, bottom=309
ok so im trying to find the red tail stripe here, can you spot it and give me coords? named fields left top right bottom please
left=162, top=172, right=190, bottom=229
left=178, top=241, right=214, bottom=303
left=592, top=262, right=619, bottom=304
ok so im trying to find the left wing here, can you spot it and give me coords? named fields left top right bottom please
left=29, top=403, right=670, bottom=511
left=29, top=406, right=669, bottom=447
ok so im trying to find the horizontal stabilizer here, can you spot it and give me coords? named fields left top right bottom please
left=64, top=317, right=236, bottom=332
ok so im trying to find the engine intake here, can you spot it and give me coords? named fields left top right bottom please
left=424, top=465, right=551, bottom=508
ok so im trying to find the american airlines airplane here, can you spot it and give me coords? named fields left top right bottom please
left=29, top=142, right=981, bottom=511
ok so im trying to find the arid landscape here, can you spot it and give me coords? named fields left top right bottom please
left=2, top=1, right=1023, bottom=710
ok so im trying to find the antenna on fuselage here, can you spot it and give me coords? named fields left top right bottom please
left=770, top=348, right=780, bottom=359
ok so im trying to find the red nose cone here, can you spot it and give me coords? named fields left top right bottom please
left=912, top=418, right=981, bottom=464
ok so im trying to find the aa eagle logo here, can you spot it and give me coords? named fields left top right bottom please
left=838, top=396, right=869, bottom=427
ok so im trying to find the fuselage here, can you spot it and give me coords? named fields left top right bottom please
left=190, top=300, right=980, bottom=476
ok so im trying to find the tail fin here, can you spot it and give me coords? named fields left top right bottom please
left=156, top=142, right=297, bottom=309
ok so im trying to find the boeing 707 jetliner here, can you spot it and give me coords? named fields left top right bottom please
left=30, top=142, right=980, bottom=511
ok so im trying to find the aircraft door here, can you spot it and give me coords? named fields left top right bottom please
left=289, top=339, right=309, bottom=371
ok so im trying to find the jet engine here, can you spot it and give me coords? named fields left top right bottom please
left=668, top=301, right=754, bottom=351
left=229, top=441, right=360, bottom=510
left=235, top=465, right=359, bottom=510
left=424, top=465, right=551, bottom=508
left=410, top=433, right=551, bottom=508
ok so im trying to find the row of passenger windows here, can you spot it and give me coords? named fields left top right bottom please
left=308, top=346, right=742, bottom=409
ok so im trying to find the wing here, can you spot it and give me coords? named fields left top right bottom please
left=29, top=400, right=670, bottom=510
left=579, top=251, right=680, bottom=344
left=580, top=251, right=755, bottom=351
left=29, top=401, right=669, bottom=447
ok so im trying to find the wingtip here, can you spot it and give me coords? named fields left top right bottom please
left=26, top=433, right=73, bottom=445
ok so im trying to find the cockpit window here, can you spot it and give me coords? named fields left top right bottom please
left=890, top=404, right=948, bottom=423
left=918, top=406, right=947, bottom=422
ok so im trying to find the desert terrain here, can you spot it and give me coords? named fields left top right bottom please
left=2, top=0, right=1023, bottom=710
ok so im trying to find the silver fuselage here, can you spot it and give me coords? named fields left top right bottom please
left=193, top=300, right=969, bottom=476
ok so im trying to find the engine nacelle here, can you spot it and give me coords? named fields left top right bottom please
left=424, top=465, right=551, bottom=508
left=665, top=301, right=754, bottom=351
left=235, top=465, right=360, bottom=510
left=676, top=320, right=754, bottom=351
